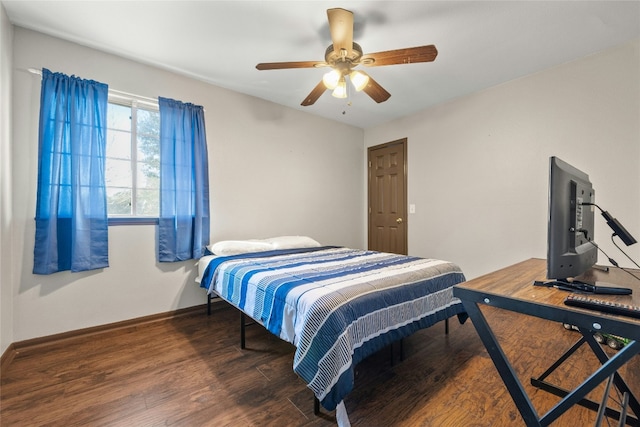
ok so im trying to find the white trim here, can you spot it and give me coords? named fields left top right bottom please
left=108, top=92, right=158, bottom=110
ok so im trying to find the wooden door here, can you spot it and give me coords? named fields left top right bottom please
left=368, top=139, right=408, bottom=254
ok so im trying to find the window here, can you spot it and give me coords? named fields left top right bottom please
left=106, top=99, right=160, bottom=222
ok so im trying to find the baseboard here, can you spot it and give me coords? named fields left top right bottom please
left=1, top=342, right=17, bottom=373
left=6, top=304, right=208, bottom=363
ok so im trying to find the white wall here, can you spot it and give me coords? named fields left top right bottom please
left=365, top=40, right=640, bottom=281
left=11, top=27, right=364, bottom=343
left=0, top=3, right=14, bottom=355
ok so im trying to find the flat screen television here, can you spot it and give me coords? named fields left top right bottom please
left=547, top=156, right=598, bottom=282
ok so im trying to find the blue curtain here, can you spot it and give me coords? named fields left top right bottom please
left=158, top=97, right=210, bottom=262
left=33, top=69, right=109, bottom=274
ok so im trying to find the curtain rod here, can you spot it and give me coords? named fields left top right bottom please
left=27, top=67, right=159, bottom=106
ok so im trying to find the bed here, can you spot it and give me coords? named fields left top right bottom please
left=197, top=236, right=467, bottom=426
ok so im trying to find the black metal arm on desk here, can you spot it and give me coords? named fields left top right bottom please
left=533, top=279, right=633, bottom=295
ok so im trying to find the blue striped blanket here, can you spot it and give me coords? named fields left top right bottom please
left=200, top=247, right=466, bottom=411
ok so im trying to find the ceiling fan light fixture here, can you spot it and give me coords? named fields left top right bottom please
left=349, top=70, right=369, bottom=91
left=332, top=77, right=348, bottom=98
left=322, top=69, right=341, bottom=90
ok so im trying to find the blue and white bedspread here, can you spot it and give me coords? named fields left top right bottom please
left=199, top=246, right=466, bottom=412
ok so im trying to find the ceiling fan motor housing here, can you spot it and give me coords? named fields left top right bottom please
left=325, top=42, right=365, bottom=71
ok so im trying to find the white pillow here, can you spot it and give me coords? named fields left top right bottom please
left=264, top=235, right=321, bottom=250
left=208, top=240, right=273, bottom=256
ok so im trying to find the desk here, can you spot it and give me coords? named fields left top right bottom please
left=453, top=258, right=640, bottom=427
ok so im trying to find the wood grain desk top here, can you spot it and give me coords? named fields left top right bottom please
left=453, top=258, right=640, bottom=339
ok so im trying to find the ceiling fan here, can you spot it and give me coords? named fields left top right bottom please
left=255, top=8, right=438, bottom=106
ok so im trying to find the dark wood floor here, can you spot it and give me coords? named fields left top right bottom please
left=2, top=302, right=638, bottom=426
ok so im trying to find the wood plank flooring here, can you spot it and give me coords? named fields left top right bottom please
left=2, top=301, right=639, bottom=426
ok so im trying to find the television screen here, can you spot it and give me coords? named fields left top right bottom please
left=547, top=156, right=598, bottom=281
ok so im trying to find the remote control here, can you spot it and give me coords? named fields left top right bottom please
left=564, top=294, right=640, bottom=319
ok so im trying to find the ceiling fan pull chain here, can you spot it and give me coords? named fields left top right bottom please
left=343, top=84, right=353, bottom=115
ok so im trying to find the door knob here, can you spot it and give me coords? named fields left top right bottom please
left=396, top=218, right=403, bottom=224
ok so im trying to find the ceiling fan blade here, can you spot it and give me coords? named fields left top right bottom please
left=359, top=72, right=391, bottom=103
left=301, top=80, right=327, bottom=106
left=361, top=45, right=438, bottom=67
left=256, top=61, right=327, bottom=71
left=327, top=8, right=354, bottom=55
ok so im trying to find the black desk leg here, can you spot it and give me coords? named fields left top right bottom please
left=542, top=339, right=640, bottom=426
left=531, top=337, right=615, bottom=416
left=578, top=332, right=640, bottom=425
left=461, top=300, right=543, bottom=426
left=531, top=333, right=639, bottom=426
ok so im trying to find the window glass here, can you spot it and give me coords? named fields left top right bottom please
left=107, top=129, right=132, bottom=160
left=108, top=103, right=132, bottom=131
left=106, top=101, right=160, bottom=218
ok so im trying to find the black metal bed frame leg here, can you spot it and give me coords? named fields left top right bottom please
left=390, top=339, right=405, bottom=365
left=207, top=294, right=212, bottom=315
left=240, top=312, right=246, bottom=349
left=312, top=316, right=455, bottom=418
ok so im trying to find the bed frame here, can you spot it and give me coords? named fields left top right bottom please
left=198, top=246, right=467, bottom=418
left=207, top=292, right=452, bottom=416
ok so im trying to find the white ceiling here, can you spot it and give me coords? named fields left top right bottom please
left=4, top=1, right=640, bottom=129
